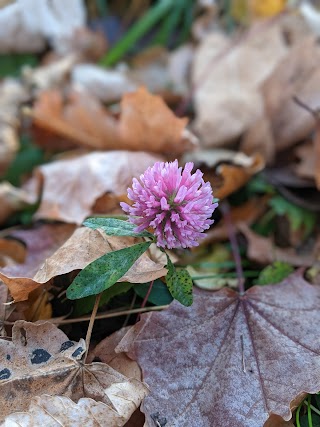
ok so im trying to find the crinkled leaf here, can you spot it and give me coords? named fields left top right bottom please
left=84, top=217, right=154, bottom=238
left=134, top=279, right=173, bottom=306
left=67, top=241, right=152, bottom=299
left=166, top=255, right=193, bottom=306
left=118, top=272, right=320, bottom=426
left=0, top=321, right=148, bottom=425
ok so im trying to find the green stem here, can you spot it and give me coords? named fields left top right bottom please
left=308, top=395, right=313, bottom=426
left=101, top=0, right=174, bottom=66
left=305, top=401, right=320, bottom=417
left=296, top=402, right=302, bottom=427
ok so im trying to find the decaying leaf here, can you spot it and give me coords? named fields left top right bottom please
left=31, top=87, right=197, bottom=154
left=0, top=223, right=76, bottom=301
left=0, top=79, right=29, bottom=175
left=0, top=181, right=37, bottom=225
left=0, top=226, right=167, bottom=302
left=184, top=149, right=265, bottom=199
left=0, top=0, right=86, bottom=53
left=0, top=321, right=148, bottom=425
left=238, top=223, right=317, bottom=266
left=117, top=272, right=320, bottom=426
left=31, top=150, right=162, bottom=224
left=71, top=63, right=136, bottom=103
left=88, top=327, right=142, bottom=381
left=192, top=20, right=288, bottom=147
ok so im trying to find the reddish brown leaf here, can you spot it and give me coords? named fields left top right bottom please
left=31, top=87, right=196, bottom=154
left=238, top=223, right=316, bottom=266
left=118, top=272, right=320, bottom=427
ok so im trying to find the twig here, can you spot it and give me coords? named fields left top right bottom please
left=221, top=201, right=245, bottom=295
left=84, top=293, right=101, bottom=361
left=0, top=304, right=170, bottom=326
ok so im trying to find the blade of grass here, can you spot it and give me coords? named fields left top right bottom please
left=101, top=0, right=174, bottom=66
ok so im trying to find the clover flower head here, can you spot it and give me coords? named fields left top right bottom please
left=120, top=160, right=218, bottom=249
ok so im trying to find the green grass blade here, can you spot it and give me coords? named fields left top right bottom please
left=101, top=0, right=174, bottom=66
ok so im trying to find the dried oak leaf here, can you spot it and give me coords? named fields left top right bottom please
left=0, top=223, right=76, bottom=302
left=31, top=87, right=196, bottom=154
left=0, top=321, right=148, bottom=425
left=31, top=150, right=163, bottom=224
left=117, top=272, right=320, bottom=427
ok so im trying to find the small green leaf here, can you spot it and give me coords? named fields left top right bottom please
left=269, top=195, right=316, bottom=235
left=166, top=255, right=193, bottom=306
left=66, top=241, right=151, bottom=299
left=134, top=279, right=173, bottom=305
left=256, top=261, right=294, bottom=286
left=83, top=217, right=154, bottom=238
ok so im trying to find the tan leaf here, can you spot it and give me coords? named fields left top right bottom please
left=117, top=273, right=320, bottom=426
left=33, top=228, right=167, bottom=285
left=192, top=21, right=288, bottom=147
left=0, top=226, right=167, bottom=302
left=88, top=327, right=142, bottom=381
left=0, top=321, right=148, bottom=425
left=0, top=223, right=76, bottom=301
left=260, top=36, right=320, bottom=151
left=31, top=150, right=163, bottom=224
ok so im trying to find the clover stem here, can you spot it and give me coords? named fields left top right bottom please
left=84, top=292, right=102, bottom=362
left=221, top=201, right=245, bottom=295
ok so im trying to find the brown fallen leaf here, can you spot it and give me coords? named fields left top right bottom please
left=117, top=272, right=320, bottom=427
left=88, top=327, right=142, bottom=381
left=31, top=150, right=163, bottom=224
left=31, top=86, right=196, bottom=154
left=261, top=36, right=320, bottom=152
left=202, top=196, right=269, bottom=244
left=0, top=226, right=167, bottom=302
left=0, top=182, right=38, bottom=225
left=184, top=149, right=265, bottom=199
left=192, top=20, right=288, bottom=147
left=0, top=79, right=28, bottom=175
left=0, top=321, right=148, bottom=425
left=238, top=223, right=316, bottom=266
left=0, top=223, right=76, bottom=301
left=0, top=237, right=26, bottom=267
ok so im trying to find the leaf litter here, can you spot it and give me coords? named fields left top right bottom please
left=0, top=321, right=148, bottom=426
left=1, top=2, right=320, bottom=426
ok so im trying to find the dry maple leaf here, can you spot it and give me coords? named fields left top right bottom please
left=0, top=321, right=148, bottom=425
left=117, top=271, right=320, bottom=427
